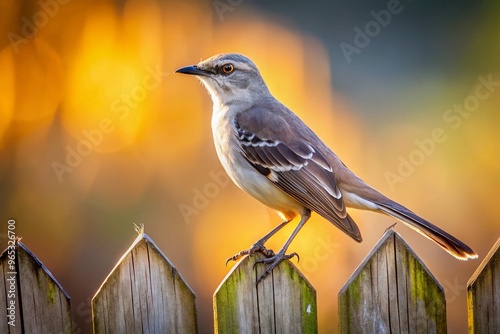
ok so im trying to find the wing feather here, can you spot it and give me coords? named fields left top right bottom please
left=235, top=117, right=362, bottom=242
left=276, top=144, right=304, bottom=167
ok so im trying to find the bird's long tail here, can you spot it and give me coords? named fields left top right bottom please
left=375, top=200, right=477, bottom=260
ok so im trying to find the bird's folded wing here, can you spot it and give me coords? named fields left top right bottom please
left=235, top=109, right=362, bottom=242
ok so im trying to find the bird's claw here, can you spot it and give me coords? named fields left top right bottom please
left=254, top=252, right=299, bottom=284
left=225, top=243, right=275, bottom=266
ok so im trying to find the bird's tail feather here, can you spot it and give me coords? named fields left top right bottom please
left=375, top=200, right=477, bottom=260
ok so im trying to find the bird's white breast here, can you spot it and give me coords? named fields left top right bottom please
left=210, top=106, right=303, bottom=220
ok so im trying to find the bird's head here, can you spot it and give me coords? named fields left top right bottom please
left=175, top=53, right=271, bottom=108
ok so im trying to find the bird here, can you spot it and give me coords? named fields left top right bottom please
left=175, top=53, right=478, bottom=282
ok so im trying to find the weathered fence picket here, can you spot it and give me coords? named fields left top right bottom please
left=92, top=231, right=198, bottom=333
left=0, top=227, right=498, bottom=333
left=0, top=240, right=72, bottom=334
left=214, top=252, right=317, bottom=333
left=467, top=237, right=500, bottom=334
left=338, top=229, right=446, bottom=334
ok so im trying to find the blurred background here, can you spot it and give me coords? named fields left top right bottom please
left=0, top=0, right=499, bottom=332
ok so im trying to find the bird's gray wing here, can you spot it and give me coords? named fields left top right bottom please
left=235, top=108, right=362, bottom=242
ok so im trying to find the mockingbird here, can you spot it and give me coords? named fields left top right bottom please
left=176, top=53, right=477, bottom=282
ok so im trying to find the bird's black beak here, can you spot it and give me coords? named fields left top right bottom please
left=175, top=65, right=210, bottom=77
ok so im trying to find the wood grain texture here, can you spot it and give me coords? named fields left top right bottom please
left=0, top=241, right=72, bottom=334
left=214, top=252, right=317, bottom=334
left=92, top=233, right=198, bottom=334
left=338, top=229, right=446, bottom=334
left=467, top=237, right=500, bottom=334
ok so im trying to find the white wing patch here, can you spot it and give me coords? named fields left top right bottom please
left=235, top=120, right=342, bottom=203
left=236, top=122, right=320, bottom=172
left=267, top=170, right=280, bottom=182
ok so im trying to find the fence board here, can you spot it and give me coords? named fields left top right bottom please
left=467, top=237, right=500, bottom=334
left=0, top=240, right=72, bottom=334
left=92, top=232, right=198, bottom=333
left=338, top=229, right=446, bottom=333
left=214, top=252, right=317, bottom=334
left=2, top=227, right=495, bottom=333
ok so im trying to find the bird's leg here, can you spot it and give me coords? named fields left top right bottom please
left=255, top=209, right=311, bottom=284
left=225, top=219, right=292, bottom=265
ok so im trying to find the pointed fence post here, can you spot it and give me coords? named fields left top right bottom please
left=0, top=240, right=72, bottom=333
left=467, top=237, right=500, bottom=333
left=92, top=231, right=198, bottom=333
left=338, top=229, right=446, bottom=333
left=213, top=253, right=317, bottom=334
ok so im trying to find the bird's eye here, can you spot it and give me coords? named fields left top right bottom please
left=222, top=63, right=234, bottom=74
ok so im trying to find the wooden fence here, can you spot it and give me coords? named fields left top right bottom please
left=0, top=228, right=498, bottom=333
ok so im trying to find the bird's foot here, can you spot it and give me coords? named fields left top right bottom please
left=225, top=242, right=275, bottom=266
left=254, top=251, right=299, bottom=284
